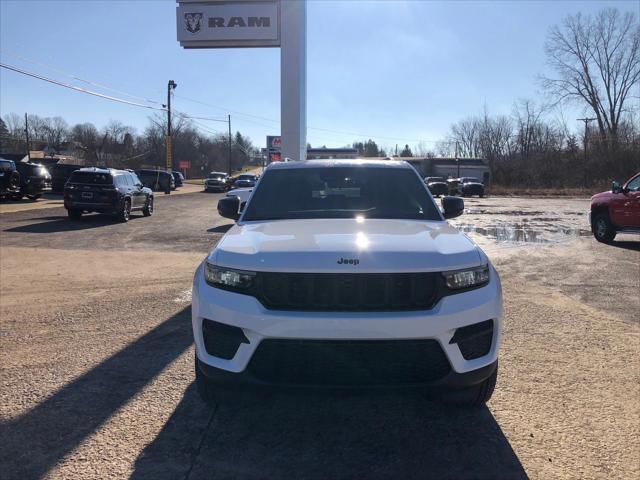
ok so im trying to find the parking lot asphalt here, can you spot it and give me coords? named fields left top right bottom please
left=0, top=193, right=638, bottom=479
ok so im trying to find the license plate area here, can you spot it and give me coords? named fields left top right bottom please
left=81, top=192, right=94, bottom=199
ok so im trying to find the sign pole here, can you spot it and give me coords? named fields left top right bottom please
left=280, top=0, right=306, bottom=162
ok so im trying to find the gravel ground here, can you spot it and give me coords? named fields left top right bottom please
left=0, top=194, right=638, bottom=479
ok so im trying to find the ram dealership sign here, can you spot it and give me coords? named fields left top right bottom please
left=177, top=0, right=280, bottom=48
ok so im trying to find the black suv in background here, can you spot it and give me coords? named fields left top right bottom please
left=0, top=158, right=21, bottom=199
left=51, top=163, right=82, bottom=193
left=172, top=170, right=184, bottom=188
left=135, top=169, right=174, bottom=194
left=64, top=168, right=153, bottom=222
left=13, top=162, right=52, bottom=200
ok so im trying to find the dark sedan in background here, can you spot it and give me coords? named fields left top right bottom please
left=135, top=169, right=174, bottom=194
left=425, top=176, right=448, bottom=197
left=233, top=173, right=258, bottom=188
left=51, top=163, right=82, bottom=193
left=172, top=171, right=184, bottom=187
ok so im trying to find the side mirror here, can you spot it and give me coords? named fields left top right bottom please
left=441, top=196, right=464, bottom=219
left=135, top=182, right=143, bottom=188
left=218, top=196, right=240, bottom=221
left=611, top=181, right=622, bottom=193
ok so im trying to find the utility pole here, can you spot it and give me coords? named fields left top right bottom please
left=24, top=113, right=31, bottom=162
left=166, top=80, right=177, bottom=172
left=227, top=114, right=232, bottom=175
left=455, top=141, right=460, bottom=178
left=577, top=117, right=596, bottom=164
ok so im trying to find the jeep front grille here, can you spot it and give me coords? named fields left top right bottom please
left=253, top=272, right=439, bottom=311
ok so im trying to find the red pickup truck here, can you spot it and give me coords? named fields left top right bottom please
left=590, top=172, right=640, bottom=242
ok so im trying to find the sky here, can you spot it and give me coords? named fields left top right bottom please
left=0, top=0, right=637, bottom=152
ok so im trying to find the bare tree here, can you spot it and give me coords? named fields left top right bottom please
left=4, top=112, right=24, bottom=139
left=42, top=116, right=69, bottom=151
left=541, top=8, right=640, bottom=143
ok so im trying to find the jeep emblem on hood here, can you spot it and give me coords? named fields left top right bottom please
left=337, top=258, right=360, bottom=265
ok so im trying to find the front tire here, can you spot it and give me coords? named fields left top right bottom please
left=195, top=354, right=218, bottom=406
left=143, top=196, right=153, bottom=216
left=593, top=213, right=616, bottom=243
left=441, top=363, right=498, bottom=407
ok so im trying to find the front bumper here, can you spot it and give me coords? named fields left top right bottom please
left=192, top=263, right=502, bottom=387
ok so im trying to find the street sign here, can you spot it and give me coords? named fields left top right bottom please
left=266, top=135, right=281, bottom=163
left=177, top=0, right=280, bottom=49
left=179, top=160, right=191, bottom=169
left=267, top=135, right=281, bottom=148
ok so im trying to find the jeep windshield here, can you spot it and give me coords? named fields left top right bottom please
left=243, top=167, right=442, bottom=221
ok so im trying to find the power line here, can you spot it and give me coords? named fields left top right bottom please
left=0, top=49, right=164, bottom=106
left=0, top=63, right=166, bottom=111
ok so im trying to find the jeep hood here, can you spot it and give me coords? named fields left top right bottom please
left=209, top=219, right=482, bottom=273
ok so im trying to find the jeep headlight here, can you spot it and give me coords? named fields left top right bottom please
left=204, top=263, right=255, bottom=290
left=443, top=265, right=489, bottom=290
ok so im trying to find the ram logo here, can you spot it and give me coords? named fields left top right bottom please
left=208, top=16, right=271, bottom=28
left=184, top=12, right=203, bottom=34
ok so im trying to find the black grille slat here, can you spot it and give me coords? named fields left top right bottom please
left=247, top=339, right=451, bottom=385
left=255, top=272, right=438, bottom=311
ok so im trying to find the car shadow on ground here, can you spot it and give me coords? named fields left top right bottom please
left=132, top=384, right=527, bottom=480
left=3, top=213, right=144, bottom=233
left=0, top=307, right=193, bottom=480
left=207, top=224, right=233, bottom=234
left=609, top=239, right=640, bottom=251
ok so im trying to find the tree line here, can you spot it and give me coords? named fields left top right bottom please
left=0, top=111, right=259, bottom=175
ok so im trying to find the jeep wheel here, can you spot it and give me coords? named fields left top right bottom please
left=67, top=209, right=82, bottom=220
left=164, top=186, right=171, bottom=195
left=119, top=199, right=131, bottom=222
left=593, top=214, right=616, bottom=243
left=143, top=196, right=153, bottom=216
left=440, top=363, right=498, bottom=407
left=195, top=355, right=217, bottom=406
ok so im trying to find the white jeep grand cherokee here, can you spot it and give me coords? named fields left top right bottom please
left=192, top=160, right=502, bottom=406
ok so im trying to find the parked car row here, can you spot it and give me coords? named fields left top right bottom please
left=425, top=176, right=485, bottom=198
left=49, top=163, right=184, bottom=196
left=204, top=172, right=260, bottom=193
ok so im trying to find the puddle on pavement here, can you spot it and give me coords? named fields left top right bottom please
left=456, top=223, right=591, bottom=244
